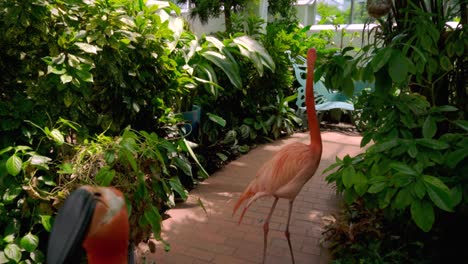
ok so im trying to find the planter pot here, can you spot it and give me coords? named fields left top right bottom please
left=181, top=105, right=201, bottom=138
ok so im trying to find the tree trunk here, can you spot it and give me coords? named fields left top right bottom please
left=224, top=4, right=232, bottom=32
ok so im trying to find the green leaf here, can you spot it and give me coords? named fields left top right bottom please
left=369, top=139, right=398, bottom=153
left=411, top=199, right=434, bottom=232
left=388, top=50, right=409, bottom=83
left=439, top=56, right=452, bottom=71
left=40, top=215, right=53, bottom=232
left=353, top=171, right=368, bottom=196
left=3, top=186, right=22, bottom=203
left=411, top=180, right=426, bottom=199
left=416, top=138, right=449, bottom=150
left=368, top=176, right=387, bottom=184
left=60, top=74, right=73, bottom=84
left=423, top=175, right=454, bottom=212
left=57, top=163, right=74, bottom=174
left=0, top=146, right=13, bottom=156
left=371, top=48, right=392, bottom=72
left=95, top=166, right=116, bottom=186
left=390, top=162, right=418, bottom=176
left=20, top=233, right=39, bottom=252
left=342, top=166, right=355, bottom=188
left=407, top=143, right=418, bottom=158
left=201, top=51, right=241, bottom=89
left=74, top=42, right=101, bottom=54
left=30, top=250, right=45, bottom=263
left=6, top=155, right=22, bottom=176
left=0, top=251, right=8, bottom=264
left=49, top=129, right=64, bottom=145
left=446, top=148, right=468, bottom=168
left=144, top=206, right=162, bottom=239
left=3, top=234, right=15, bottom=243
left=182, top=139, right=209, bottom=179
left=4, top=244, right=22, bottom=263
left=422, top=116, right=437, bottom=139
left=207, top=113, right=226, bottom=127
left=75, top=68, right=94, bottom=83
left=453, top=120, right=468, bottom=131
left=368, top=182, right=387, bottom=194
left=216, top=152, right=228, bottom=161
left=394, top=188, right=413, bottom=209
left=169, top=177, right=188, bottom=200
left=391, top=173, right=413, bottom=187
left=451, top=185, right=463, bottom=207
left=432, top=105, right=458, bottom=112
left=173, top=157, right=192, bottom=177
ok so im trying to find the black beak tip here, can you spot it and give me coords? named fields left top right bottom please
left=47, top=188, right=96, bottom=264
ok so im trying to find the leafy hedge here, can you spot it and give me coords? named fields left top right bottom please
left=320, top=0, right=467, bottom=262
left=0, top=1, right=312, bottom=263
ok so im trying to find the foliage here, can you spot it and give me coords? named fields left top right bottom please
left=326, top=93, right=467, bottom=231
left=322, top=0, right=467, bottom=261
left=317, top=2, right=347, bottom=25
left=322, top=200, right=427, bottom=264
left=267, top=0, right=297, bottom=19
left=0, top=118, right=205, bottom=262
left=176, top=0, right=249, bottom=32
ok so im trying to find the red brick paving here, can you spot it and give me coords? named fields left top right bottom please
left=139, top=131, right=363, bottom=264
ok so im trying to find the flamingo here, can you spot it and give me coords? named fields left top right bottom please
left=233, top=48, right=322, bottom=264
left=47, top=185, right=135, bottom=264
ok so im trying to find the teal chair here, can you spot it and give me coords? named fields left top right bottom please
left=285, top=51, right=373, bottom=120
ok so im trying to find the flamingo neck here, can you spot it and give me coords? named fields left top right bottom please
left=305, top=49, right=322, bottom=152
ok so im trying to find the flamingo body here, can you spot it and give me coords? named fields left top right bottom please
left=233, top=48, right=322, bottom=264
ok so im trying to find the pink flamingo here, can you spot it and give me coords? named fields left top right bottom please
left=233, top=48, right=322, bottom=264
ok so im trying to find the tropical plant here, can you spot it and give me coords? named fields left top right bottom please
left=176, top=0, right=250, bottom=32
left=321, top=0, right=467, bottom=261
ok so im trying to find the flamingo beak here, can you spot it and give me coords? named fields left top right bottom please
left=47, top=186, right=132, bottom=264
left=47, top=186, right=97, bottom=264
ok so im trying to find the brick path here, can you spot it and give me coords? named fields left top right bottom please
left=139, top=131, right=363, bottom=264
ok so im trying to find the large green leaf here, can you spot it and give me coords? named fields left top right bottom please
left=342, top=166, right=355, bottom=188
left=353, top=171, right=368, bottom=195
left=423, top=175, right=454, bottom=212
left=207, top=113, right=226, bottom=127
left=6, top=155, right=22, bottom=176
left=371, top=47, right=393, bottom=72
left=173, top=157, right=192, bottom=177
left=169, top=176, right=188, bottom=200
left=74, top=42, right=101, bottom=54
left=232, top=35, right=275, bottom=73
left=390, top=162, right=418, bottom=176
left=144, top=205, right=162, bottom=240
left=181, top=139, right=209, bottom=179
left=394, top=188, right=413, bottom=209
left=20, top=233, right=39, bottom=252
left=95, top=166, right=116, bottom=186
left=4, top=244, right=21, bottom=263
left=201, top=51, right=242, bottom=89
left=416, top=138, right=449, bottom=150
left=368, top=182, right=387, bottom=194
left=411, top=199, right=434, bottom=232
left=453, top=120, right=468, bottom=131
left=388, top=50, right=409, bottom=83
left=422, top=116, right=437, bottom=139
left=40, top=215, right=53, bottom=232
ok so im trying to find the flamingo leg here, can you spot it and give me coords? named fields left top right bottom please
left=263, top=197, right=279, bottom=264
left=285, top=200, right=295, bottom=264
